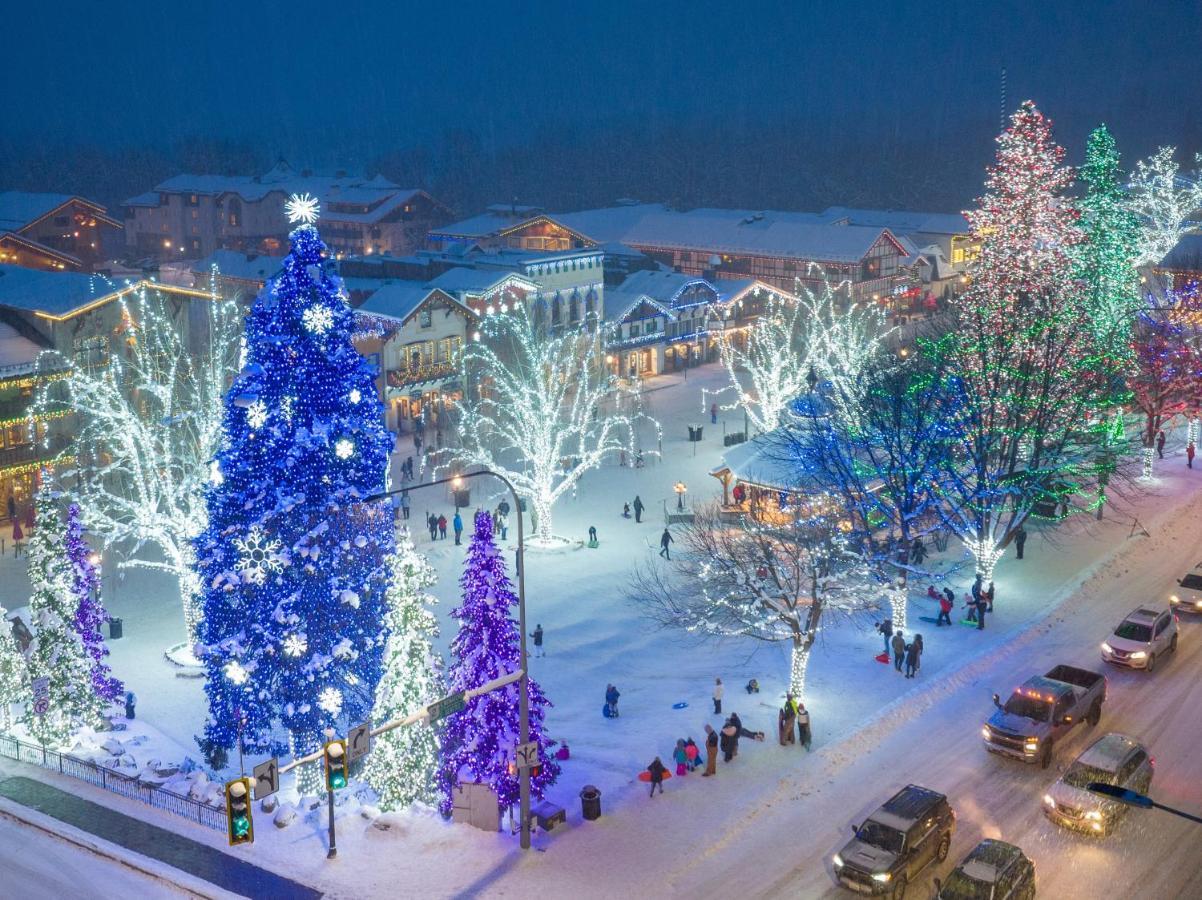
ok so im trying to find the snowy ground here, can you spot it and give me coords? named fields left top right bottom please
left=1, top=362, right=1199, bottom=898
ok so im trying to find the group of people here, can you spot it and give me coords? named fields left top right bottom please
left=623, top=495, right=645, bottom=522
left=876, top=619, right=924, bottom=677
left=425, top=511, right=461, bottom=542
left=921, top=575, right=994, bottom=631
left=777, top=694, right=813, bottom=748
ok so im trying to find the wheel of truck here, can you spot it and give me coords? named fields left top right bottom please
left=1040, top=743, right=1053, bottom=769
left=1145, top=653, right=1155, bottom=673
left=1170, top=633, right=1178, bottom=653
left=890, top=875, right=907, bottom=900
left=1087, top=702, right=1101, bottom=726
left=936, top=834, right=950, bottom=862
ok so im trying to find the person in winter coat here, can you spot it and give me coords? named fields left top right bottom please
left=400, top=491, right=411, bottom=520
left=942, top=586, right=955, bottom=606
left=685, top=737, right=700, bottom=770
left=124, top=690, right=137, bottom=720
left=588, top=525, right=598, bottom=546
left=427, top=513, right=438, bottom=541
left=779, top=701, right=797, bottom=745
left=976, top=595, right=987, bottom=630
left=720, top=719, right=738, bottom=762
left=531, top=624, right=544, bottom=657
left=646, top=756, right=667, bottom=796
left=622, top=502, right=632, bottom=519
left=673, top=739, right=689, bottom=776
left=703, top=724, right=719, bottom=775
left=605, top=683, right=620, bottom=717
left=711, top=402, right=718, bottom=424
left=1190, top=443, right=1196, bottom=468
left=937, top=591, right=954, bottom=627
left=453, top=511, right=463, bottom=544
left=926, top=585, right=941, bottom=603
left=877, top=618, right=893, bottom=655
left=909, top=536, right=927, bottom=566
left=914, top=634, right=924, bottom=660
left=438, top=514, right=448, bottom=539
left=713, top=677, right=724, bottom=714
left=985, top=582, right=995, bottom=612
left=1157, top=430, right=1166, bottom=458
left=1014, top=525, right=1028, bottom=560
left=498, top=509, right=509, bottom=541
left=891, top=631, right=906, bottom=671
left=796, top=702, right=812, bottom=750
left=904, top=640, right=920, bottom=678
left=964, top=592, right=977, bottom=622
left=731, top=711, right=762, bottom=746
left=11, top=519, right=23, bottom=557
left=659, top=528, right=674, bottom=559
left=633, top=495, right=645, bottom=523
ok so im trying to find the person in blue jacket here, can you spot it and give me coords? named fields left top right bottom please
left=605, top=683, right=620, bottom=717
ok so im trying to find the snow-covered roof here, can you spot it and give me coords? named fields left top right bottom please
left=0, top=264, right=125, bottom=314
left=356, top=282, right=443, bottom=320
left=1076, top=733, right=1141, bottom=771
left=428, top=267, right=535, bottom=296
left=552, top=204, right=671, bottom=243
left=710, top=434, right=801, bottom=490
left=430, top=212, right=528, bottom=239
left=0, top=192, right=82, bottom=231
left=127, top=164, right=409, bottom=207
left=190, top=250, right=284, bottom=284
left=614, top=268, right=710, bottom=300
left=1160, top=232, right=1202, bottom=269
left=619, top=212, right=898, bottom=263
left=324, top=189, right=428, bottom=224
left=822, top=207, right=970, bottom=236
left=0, top=232, right=84, bottom=268
left=714, top=278, right=794, bottom=304
left=0, top=320, right=51, bottom=375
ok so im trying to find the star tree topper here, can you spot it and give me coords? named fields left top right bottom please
left=285, top=192, right=320, bottom=226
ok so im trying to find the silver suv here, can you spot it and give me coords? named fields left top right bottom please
left=1101, top=607, right=1177, bottom=671
left=1171, top=570, right=1202, bottom=614
left=1042, top=732, right=1153, bottom=835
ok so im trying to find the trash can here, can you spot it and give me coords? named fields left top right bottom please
left=580, top=784, right=601, bottom=821
left=109, top=617, right=123, bottom=640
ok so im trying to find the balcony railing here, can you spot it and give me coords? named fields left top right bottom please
left=387, top=362, right=458, bottom=389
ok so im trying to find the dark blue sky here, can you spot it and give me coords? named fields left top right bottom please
left=5, top=1, right=1200, bottom=205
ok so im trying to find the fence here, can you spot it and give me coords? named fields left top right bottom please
left=0, top=732, right=226, bottom=832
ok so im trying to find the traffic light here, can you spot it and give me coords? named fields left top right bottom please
left=323, top=739, right=348, bottom=792
left=225, top=777, right=254, bottom=846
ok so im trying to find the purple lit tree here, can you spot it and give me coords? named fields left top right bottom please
left=64, top=504, right=123, bottom=703
left=437, top=510, right=558, bottom=818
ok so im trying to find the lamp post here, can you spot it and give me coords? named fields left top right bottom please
left=674, top=481, right=687, bottom=511
left=364, top=468, right=534, bottom=850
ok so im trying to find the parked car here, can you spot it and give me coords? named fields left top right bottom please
left=1101, top=606, right=1178, bottom=671
left=1170, top=570, right=1202, bottom=614
left=983, top=665, right=1106, bottom=768
left=1042, top=732, right=1153, bottom=835
left=832, top=784, right=956, bottom=898
left=936, top=840, right=1035, bottom=899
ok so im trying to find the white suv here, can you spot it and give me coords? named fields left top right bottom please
left=1171, top=571, right=1202, bottom=614
left=1101, top=607, right=1177, bottom=671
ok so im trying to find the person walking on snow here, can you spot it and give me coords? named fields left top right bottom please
left=779, top=699, right=797, bottom=745
left=1189, top=443, right=1196, bottom=468
left=891, top=630, right=906, bottom=671
left=713, top=677, right=724, bottom=714
left=937, top=591, right=953, bottom=627
left=646, top=757, right=667, bottom=797
left=659, top=527, right=673, bottom=559
left=605, top=683, right=620, bottom=717
left=877, top=618, right=893, bottom=655
left=985, top=582, right=995, bottom=612
left=685, top=737, right=700, bottom=771
left=498, top=508, right=509, bottom=541
left=588, top=525, right=598, bottom=547
left=452, top=511, right=463, bottom=545
left=437, top=514, right=447, bottom=540
left=530, top=624, right=544, bottom=657
left=1157, top=430, right=1166, bottom=458
left=633, top=495, right=645, bottom=523
left=622, top=502, right=631, bottom=519
left=1014, top=525, right=1027, bottom=560
left=673, top=739, right=689, bottom=776
left=703, top=725, right=718, bottom=776
left=796, top=702, right=812, bottom=750
left=400, top=490, right=410, bottom=520
left=710, top=402, right=718, bottom=424
left=904, top=639, right=920, bottom=678
left=909, top=536, right=927, bottom=566
left=720, top=719, right=738, bottom=762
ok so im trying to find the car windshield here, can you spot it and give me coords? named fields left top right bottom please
left=1114, top=622, right=1152, bottom=641
left=856, top=820, right=904, bottom=854
left=1063, top=761, right=1115, bottom=790
left=1181, top=574, right=1202, bottom=591
left=1003, top=694, right=1050, bottom=721
left=939, top=869, right=991, bottom=900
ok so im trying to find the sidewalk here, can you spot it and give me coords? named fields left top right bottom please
left=0, top=774, right=320, bottom=900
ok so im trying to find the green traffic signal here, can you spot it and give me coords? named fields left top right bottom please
left=324, top=739, right=348, bottom=792
left=225, top=777, right=254, bottom=846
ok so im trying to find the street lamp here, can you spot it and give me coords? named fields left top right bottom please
left=674, top=481, right=687, bottom=510
left=364, top=469, right=535, bottom=849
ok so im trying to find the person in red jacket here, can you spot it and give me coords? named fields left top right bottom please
left=937, top=591, right=954, bottom=626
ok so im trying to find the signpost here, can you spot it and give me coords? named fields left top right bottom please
left=253, top=757, right=279, bottom=801
left=513, top=740, right=540, bottom=772
left=347, top=722, right=372, bottom=763
left=32, top=677, right=49, bottom=716
left=427, top=691, right=466, bottom=724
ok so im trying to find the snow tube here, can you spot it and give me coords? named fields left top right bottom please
left=638, top=770, right=673, bottom=782
left=672, top=701, right=689, bottom=709
left=603, top=704, right=614, bottom=718
left=874, top=652, right=890, bottom=664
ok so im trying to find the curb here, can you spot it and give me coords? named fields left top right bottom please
left=0, top=796, right=235, bottom=899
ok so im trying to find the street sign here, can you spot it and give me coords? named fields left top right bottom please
left=32, top=677, right=49, bottom=716
left=252, top=757, right=279, bottom=800
left=347, top=721, right=372, bottom=763
left=514, top=740, right=540, bottom=771
left=427, top=691, right=466, bottom=723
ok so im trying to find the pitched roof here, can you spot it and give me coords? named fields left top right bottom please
left=356, top=283, right=445, bottom=321
left=190, top=249, right=284, bottom=284
left=821, top=207, right=970, bottom=236
left=1160, top=232, right=1202, bottom=269
left=0, top=191, right=116, bottom=231
left=427, top=267, right=536, bottom=296
left=0, top=320, right=51, bottom=375
left=552, top=204, right=670, bottom=243
left=0, top=264, right=124, bottom=314
left=127, top=166, right=407, bottom=206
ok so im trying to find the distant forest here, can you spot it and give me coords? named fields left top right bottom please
left=0, top=112, right=1136, bottom=219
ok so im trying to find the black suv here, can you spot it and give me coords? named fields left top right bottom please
left=833, top=785, right=956, bottom=898
left=936, top=840, right=1035, bottom=899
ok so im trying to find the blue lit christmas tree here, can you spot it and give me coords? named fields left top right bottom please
left=65, top=503, right=122, bottom=704
left=437, top=510, right=558, bottom=818
left=194, top=195, right=395, bottom=792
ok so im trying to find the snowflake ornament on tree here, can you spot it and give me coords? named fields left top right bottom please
left=303, top=304, right=335, bottom=335
left=233, top=526, right=283, bottom=585
left=284, top=192, right=320, bottom=225
left=245, top=399, right=268, bottom=430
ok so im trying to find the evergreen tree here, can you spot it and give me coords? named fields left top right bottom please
left=64, top=503, right=123, bottom=703
left=0, top=603, right=28, bottom=731
left=195, top=200, right=395, bottom=793
left=1076, top=125, right=1142, bottom=361
left=364, top=533, right=443, bottom=810
left=23, top=489, right=105, bottom=746
left=438, top=511, right=558, bottom=817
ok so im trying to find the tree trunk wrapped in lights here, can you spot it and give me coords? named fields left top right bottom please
left=193, top=207, right=395, bottom=795
left=456, top=304, right=657, bottom=545
left=36, top=283, right=241, bottom=657
left=629, top=502, right=898, bottom=698
left=1126, top=146, right=1202, bottom=274
left=0, top=601, right=27, bottom=731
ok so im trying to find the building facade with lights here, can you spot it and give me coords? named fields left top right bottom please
left=0, top=192, right=122, bottom=273
left=123, top=161, right=450, bottom=261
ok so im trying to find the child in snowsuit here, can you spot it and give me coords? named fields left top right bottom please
left=647, top=757, right=667, bottom=796
left=673, top=740, right=689, bottom=776
left=937, top=592, right=953, bottom=627
left=685, top=737, right=700, bottom=771
left=704, top=724, right=719, bottom=775
left=796, top=703, right=812, bottom=750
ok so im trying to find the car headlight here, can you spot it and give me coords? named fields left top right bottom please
left=1043, top=794, right=1056, bottom=808
left=833, top=853, right=844, bottom=868
left=1101, top=642, right=1113, bottom=654
left=981, top=726, right=991, bottom=739
left=1195, top=600, right=1202, bottom=608
left=1085, top=810, right=1103, bottom=821
left=1024, top=739, right=1039, bottom=752
left=1170, top=594, right=1180, bottom=603
left=1130, top=651, right=1147, bottom=660
left=872, top=872, right=892, bottom=883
